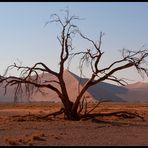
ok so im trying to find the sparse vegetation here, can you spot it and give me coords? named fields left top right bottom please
left=5, top=132, right=46, bottom=146
left=0, top=102, right=147, bottom=146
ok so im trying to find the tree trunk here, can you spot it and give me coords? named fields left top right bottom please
left=63, top=101, right=80, bottom=121
left=58, top=75, right=80, bottom=120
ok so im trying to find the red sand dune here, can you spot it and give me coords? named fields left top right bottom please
left=0, top=70, right=148, bottom=103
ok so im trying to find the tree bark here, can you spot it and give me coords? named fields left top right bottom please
left=63, top=100, right=80, bottom=120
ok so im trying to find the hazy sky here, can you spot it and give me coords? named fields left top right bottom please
left=0, top=2, right=148, bottom=84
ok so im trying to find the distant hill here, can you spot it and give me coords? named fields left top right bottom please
left=118, top=82, right=148, bottom=103
left=126, top=82, right=148, bottom=89
left=0, top=70, right=148, bottom=103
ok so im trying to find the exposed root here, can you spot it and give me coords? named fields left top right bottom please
left=12, top=108, right=64, bottom=121
left=11, top=108, right=145, bottom=122
left=81, top=111, right=145, bottom=121
left=78, top=99, right=145, bottom=122
left=36, top=108, right=64, bottom=119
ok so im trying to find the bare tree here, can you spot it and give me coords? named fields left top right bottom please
left=0, top=9, right=148, bottom=121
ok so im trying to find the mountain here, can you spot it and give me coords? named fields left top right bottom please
left=0, top=70, right=148, bottom=103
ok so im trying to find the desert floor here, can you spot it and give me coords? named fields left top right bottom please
left=0, top=102, right=148, bottom=146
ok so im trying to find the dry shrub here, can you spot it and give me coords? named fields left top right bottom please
left=5, top=133, right=45, bottom=146
left=32, top=135, right=46, bottom=141
left=5, top=138, right=20, bottom=146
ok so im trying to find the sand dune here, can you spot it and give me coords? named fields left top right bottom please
left=68, top=70, right=148, bottom=103
left=126, top=82, right=148, bottom=89
left=0, top=70, right=148, bottom=103
left=0, top=70, right=93, bottom=103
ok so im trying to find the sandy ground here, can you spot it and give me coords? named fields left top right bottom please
left=0, top=102, right=148, bottom=146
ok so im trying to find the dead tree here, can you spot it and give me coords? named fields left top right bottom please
left=0, top=9, right=148, bottom=121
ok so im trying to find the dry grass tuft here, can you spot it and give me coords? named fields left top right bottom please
left=5, top=132, right=46, bottom=146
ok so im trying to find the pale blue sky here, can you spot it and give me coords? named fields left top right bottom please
left=0, top=2, right=148, bottom=84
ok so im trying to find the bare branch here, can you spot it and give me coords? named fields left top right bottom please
left=86, top=99, right=111, bottom=114
left=106, top=75, right=128, bottom=86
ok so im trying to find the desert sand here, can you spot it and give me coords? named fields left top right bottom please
left=0, top=102, right=148, bottom=146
